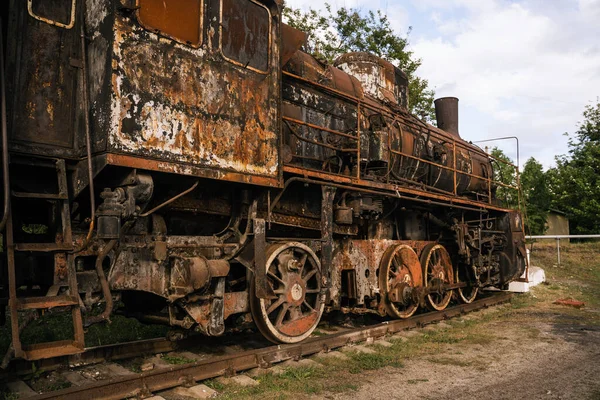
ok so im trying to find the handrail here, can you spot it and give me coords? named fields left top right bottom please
left=282, top=69, right=522, bottom=209
left=0, top=19, right=11, bottom=232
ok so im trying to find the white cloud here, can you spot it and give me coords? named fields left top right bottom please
left=284, top=0, right=409, bottom=33
left=411, top=0, right=600, bottom=168
left=285, top=0, right=600, bottom=168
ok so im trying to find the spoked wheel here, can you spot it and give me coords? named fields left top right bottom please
left=379, top=244, right=422, bottom=319
left=455, top=264, right=478, bottom=304
left=250, top=242, right=325, bottom=344
left=420, top=243, right=454, bottom=311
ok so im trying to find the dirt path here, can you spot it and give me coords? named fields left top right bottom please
left=328, top=319, right=600, bottom=400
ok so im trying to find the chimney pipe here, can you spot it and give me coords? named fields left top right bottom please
left=434, top=97, right=460, bottom=137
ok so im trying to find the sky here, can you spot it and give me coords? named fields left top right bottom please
left=284, top=0, right=600, bottom=169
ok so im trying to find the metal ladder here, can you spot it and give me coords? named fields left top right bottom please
left=6, top=159, right=84, bottom=360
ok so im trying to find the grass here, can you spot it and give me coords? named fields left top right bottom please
left=0, top=309, right=169, bottom=354
left=407, top=378, right=429, bottom=384
left=162, top=354, right=195, bottom=365
left=0, top=390, right=19, bottom=400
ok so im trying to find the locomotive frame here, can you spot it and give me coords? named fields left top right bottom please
left=0, top=0, right=527, bottom=361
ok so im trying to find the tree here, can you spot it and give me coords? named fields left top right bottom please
left=490, top=147, right=518, bottom=209
left=520, top=157, right=551, bottom=235
left=283, top=4, right=436, bottom=120
left=548, top=101, right=600, bottom=234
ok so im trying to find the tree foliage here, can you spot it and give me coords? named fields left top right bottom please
left=548, top=101, right=600, bottom=234
left=520, top=157, right=551, bottom=235
left=283, top=4, right=436, bottom=119
left=490, top=147, right=518, bottom=209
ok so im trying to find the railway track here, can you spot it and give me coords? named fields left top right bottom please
left=3, top=292, right=512, bottom=400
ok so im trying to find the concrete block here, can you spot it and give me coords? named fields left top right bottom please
left=246, top=367, right=271, bottom=377
left=6, top=380, right=37, bottom=398
left=297, top=358, right=320, bottom=367
left=350, top=345, right=376, bottom=354
left=277, top=358, right=319, bottom=370
left=316, top=351, right=349, bottom=360
left=101, top=363, right=136, bottom=377
left=217, top=375, right=259, bottom=387
left=508, top=281, right=530, bottom=292
left=435, top=322, right=452, bottom=330
left=173, top=384, right=218, bottom=399
left=398, top=329, right=422, bottom=338
left=508, top=266, right=545, bottom=292
left=529, top=266, right=546, bottom=285
left=62, top=371, right=90, bottom=387
left=390, top=334, right=408, bottom=342
left=141, top=362, right=155, bottom=372
left=145, top=356, right=173, bottom=369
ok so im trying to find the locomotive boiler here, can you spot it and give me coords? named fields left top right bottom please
left=0, top=0, right=526, bottom=360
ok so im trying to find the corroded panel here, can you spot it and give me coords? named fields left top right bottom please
left=109, top=14, right=279, bottom=181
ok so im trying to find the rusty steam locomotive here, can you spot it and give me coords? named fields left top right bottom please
left=0, top=0, right=526, bottom=360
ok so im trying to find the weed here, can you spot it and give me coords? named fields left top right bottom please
left=407, top=378, right=429, bottom=384
left=0, top=390, right=19, bottom=400
left=347, top=351, right=403, bottom=373
left=428, top=356, right=476, bottom=368
left=162, top=354, right=195, bottom=365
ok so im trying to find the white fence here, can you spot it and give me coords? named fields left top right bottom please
left=526, top=234, right=600, bottom=265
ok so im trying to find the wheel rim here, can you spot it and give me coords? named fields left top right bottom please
left=251, top=242, right=324, bottom=344
left=379, top=244, right=421, bottom=319
left=456, top=264, right=478, bottom=304
left=421, top=243, right=454, bottom=311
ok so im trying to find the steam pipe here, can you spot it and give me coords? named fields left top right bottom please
left=0, top=20, right=11, bottom=232
left=75, top=5, right=95, bottom=252
left=84, top=239, right=117, bottom=326
left=434, top=97, right=460, bottom=137
left=139, top=180, right=199, bottom=217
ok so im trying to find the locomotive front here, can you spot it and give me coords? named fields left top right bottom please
left=0, top=0, right=526, bottom=362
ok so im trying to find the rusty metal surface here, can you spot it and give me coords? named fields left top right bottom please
left=434, top=97, right=460, bottom=137
left=281, top=23, right=306, bottom=67
left=330, top=239, right=433, bottom=310
left=107, top=5, right=279, bottom=181
left=105, top=153, right=280, bottom=188
left=30, top=293, right=512, bottom=400
left=282, top=165, right=512, bottom=213
left=7, top=0, right=81, bottom=155
left=137, top=0, right=203, bottom=47
left=335, top=52, right=408, bottom=109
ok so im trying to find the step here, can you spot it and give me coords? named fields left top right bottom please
left=20, top=340, right=84, bottom=361
left=15, top=243, right=73, bottom=252
left=12, top=191, right=68, bottom=200
left=15, top=295, right=79, bottom=310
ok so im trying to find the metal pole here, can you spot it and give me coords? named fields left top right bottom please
left=473, top=136, right=520, bottom=169
left=556, top=238, right=561, bottom=266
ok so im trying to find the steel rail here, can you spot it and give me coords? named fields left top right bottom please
left=4, top=338, right=181, bottom=378
left=31, top=292, right=512, bottom=400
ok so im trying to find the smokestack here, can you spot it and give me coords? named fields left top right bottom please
left=434, top=97, right=460, bottom=137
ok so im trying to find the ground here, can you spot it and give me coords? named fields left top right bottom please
left=208, top=242, right=600, bottom=400
left=2, top=242, right=599, bottom=400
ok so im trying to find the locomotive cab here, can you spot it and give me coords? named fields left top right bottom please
left=6, top=0, right=282, bottom=187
